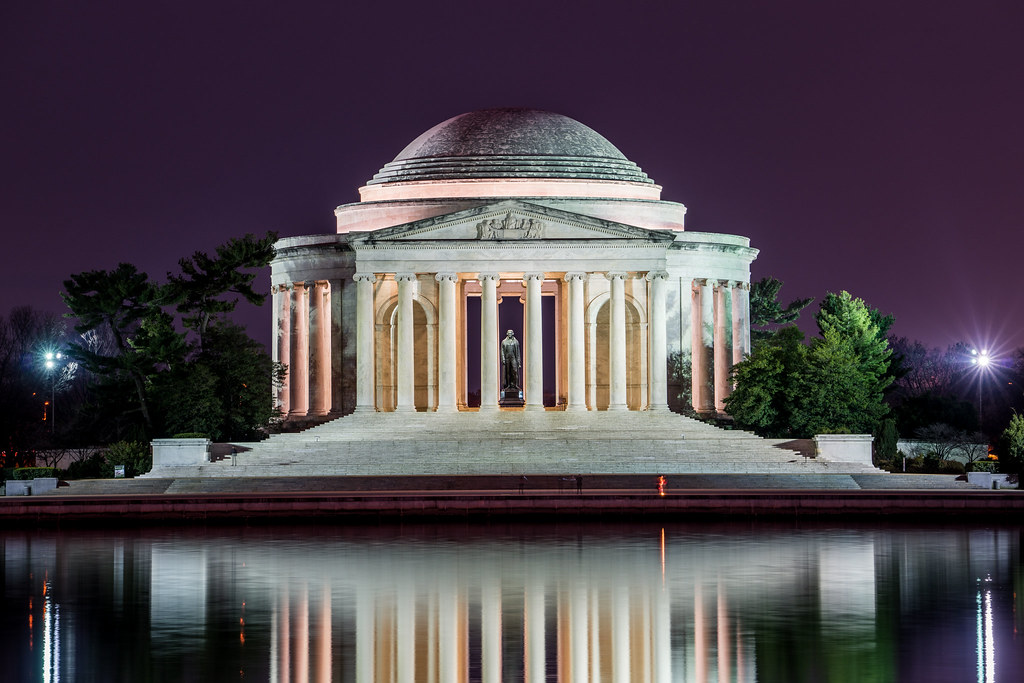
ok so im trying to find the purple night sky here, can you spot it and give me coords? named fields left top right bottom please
left=3, top=1, right=1022, bottom=354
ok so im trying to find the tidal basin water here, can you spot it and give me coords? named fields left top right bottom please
left=2, top=522, right=1023, bottom=682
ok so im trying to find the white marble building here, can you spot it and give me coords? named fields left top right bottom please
left=270, top=109, right=756, bottom=419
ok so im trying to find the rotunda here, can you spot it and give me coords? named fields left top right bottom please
left=270, top=108, right=756, bottom=418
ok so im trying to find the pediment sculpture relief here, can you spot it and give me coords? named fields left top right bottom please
left=476, top=213, right=544, bottom=240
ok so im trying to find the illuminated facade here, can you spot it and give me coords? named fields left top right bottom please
left=270, top=109, right=756, bottom=417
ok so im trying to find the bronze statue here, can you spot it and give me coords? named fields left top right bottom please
left=500, top=329, right=521, bottom=390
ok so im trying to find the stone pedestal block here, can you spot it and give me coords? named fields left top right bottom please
left=152, top=439, right=211, bottom=468
left=814, top=434, right=874, bottom=468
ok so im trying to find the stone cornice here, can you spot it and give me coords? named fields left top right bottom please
left=351, top=199, right=677, bottom=243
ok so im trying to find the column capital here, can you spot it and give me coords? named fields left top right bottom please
left=394, top=273, right=418, bottom=283
left=313, top=279, right=330, bottom=289
left=292, top=280, right=307, bottom=292
left=563, top=272, right=587, bottom=282
left=353, top=272, right=376, bottom=283
left=645, top=270, right=670, bottom=282
left=523, top=272, right=545, bottom=282
left=732, top=280, right=751, bottom=291
left=435, top=272, right=458, bottom=283
left=607, top=271, right=627, bottom=281
left=693, top=277, right=712, bottom=288
left=478, top=273, right=501, bottom=282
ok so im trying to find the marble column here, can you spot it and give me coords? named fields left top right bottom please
left=436, top=273, right=458, bottom=412
left=564, top=273, right=586, bottom=411
left=524, top=273, right=545, bottom=411
left=479, top=274, right=500, bottom=411
left=692, top=279, right=715, bottom=413
left=647, top=271, right=669, bottom=411
left=608, top=272, right=628, bottom=411
left=274, top=284, right=291, bottom=415
left=354, top=274, right=376, bottom=413
left=308, top=281, right=331, bottom=416
left=289, top=281, right=309, bottom=417
left=714, top=281, right=732, bottom=413
left=732, top=281, right=750, bottom=363
left=395, top=274, right=417, bottom=413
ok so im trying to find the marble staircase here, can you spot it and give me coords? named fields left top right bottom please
left=145, top=410, right=886, bottom=478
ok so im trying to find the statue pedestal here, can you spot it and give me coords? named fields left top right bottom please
left=499, top=388, right=525, bottom=407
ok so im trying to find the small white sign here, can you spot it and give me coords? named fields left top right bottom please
left=114, top=465, right=125, bottom=478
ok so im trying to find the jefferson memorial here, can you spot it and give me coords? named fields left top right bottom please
left=270, top=109, right=754, bottom=419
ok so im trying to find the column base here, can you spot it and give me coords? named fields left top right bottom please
left=565, top=403, right=588, bottom=412
left=647, top=404, right=669, bottom=412
left=607, top=403, right=628, bottom=412
left=353, top=405, right=376, bottom=414
left=394, top=405, right=416, bottom=414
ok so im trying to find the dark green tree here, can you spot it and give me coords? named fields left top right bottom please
left=749, top=277, right=813, bottom=350
left=724, top=326, right=807, bottom=436
left=61, top=264, right=174, bottom=432
left=61, top=235, right=280, bottom=444
left=153, top=322, right=284, bottom=440
left=874, top=418, right=899, bottom=466
left=728, top=291, right=892, bottom=437
left=167, top=232, right=277, bottom=348
left=796, top=326, right=888, bottom=435
left=816, top=291, right=894, bottom=395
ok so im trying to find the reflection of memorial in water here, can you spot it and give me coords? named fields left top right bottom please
left=254, top=531, right=880, bottom=683
left=5, top=526, right=1023, bottom=682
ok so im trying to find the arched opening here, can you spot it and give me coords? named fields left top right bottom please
left=377, top=298, right=435, bottom=411
left=591, top=299, right=644, bottom=410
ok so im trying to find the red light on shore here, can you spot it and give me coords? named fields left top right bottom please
left=657, top=475, right=666, bottom=496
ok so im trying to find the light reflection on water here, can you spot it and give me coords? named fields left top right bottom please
left=2, top=522, right=1023, bottom=682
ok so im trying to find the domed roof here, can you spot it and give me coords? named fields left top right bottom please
left=366, top=108, right=654, bottom=186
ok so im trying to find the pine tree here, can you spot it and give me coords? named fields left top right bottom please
left=749, top=277, right=813, bottom=350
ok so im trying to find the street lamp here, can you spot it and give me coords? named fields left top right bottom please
left=43, top=351, right=62, bottom=434
left=971, top=348, right=992, bottom=429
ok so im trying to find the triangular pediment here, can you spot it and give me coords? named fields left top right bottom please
left=350, top=200, right=674, bottom=243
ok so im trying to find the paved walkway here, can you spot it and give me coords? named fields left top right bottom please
left=39, top=472, right=984, bottom=496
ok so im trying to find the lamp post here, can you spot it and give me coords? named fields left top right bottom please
left=971, top=348, right=991, bottom=430
left=44, top=351, right=62, bottom=434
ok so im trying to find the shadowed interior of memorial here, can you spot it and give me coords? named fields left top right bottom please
left=269, top=109, right=755, bottom=418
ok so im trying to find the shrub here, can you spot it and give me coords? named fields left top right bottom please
left=65, top=452, right=106, bottom=480
left=171, top=432, right=208, bottom=439
left=13, top=467, right=57, bottom=480
left=939, top=460, right=965, bottom=475
left=101, top=441, right=152, bottom=478
left=875, top=418, right=899, bottom=462
left=968, top=460, right=997, bottom=473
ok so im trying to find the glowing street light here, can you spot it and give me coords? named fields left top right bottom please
left=970, top=348, right=994, bottom=429
left=42, top=351, right=63, bottom=434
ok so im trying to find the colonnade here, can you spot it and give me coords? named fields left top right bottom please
left=271, top=280, right=333, bottom=418
left=273, top=271, right=750, bottom=416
